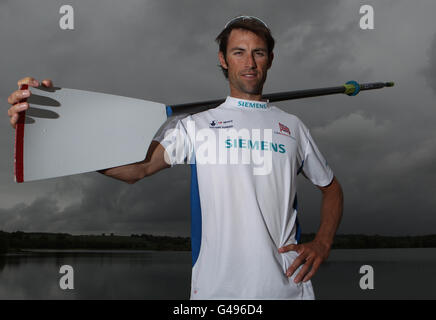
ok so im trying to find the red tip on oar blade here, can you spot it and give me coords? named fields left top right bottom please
left=14, top=84, right=28, bottom=183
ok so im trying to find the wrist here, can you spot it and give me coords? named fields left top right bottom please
left=313, top=235, right=333, bottom=250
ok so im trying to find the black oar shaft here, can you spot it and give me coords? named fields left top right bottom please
left=264, top=86, right=345, bottom=102
left=169, top=81, right=393, bottom=116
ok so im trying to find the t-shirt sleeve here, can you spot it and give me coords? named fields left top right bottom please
left=299, top=121, right=334, bottom=187
left=152, top=114, right=195, bottom=167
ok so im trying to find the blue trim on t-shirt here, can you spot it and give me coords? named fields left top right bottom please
left=190, top=163, right=202, bottom=267
left=297, top=160, right=304, bottom=175
left=296, top=161, right=304, bottom=242
left=293, top=195, right=301, bottom=243
left=166, top=105, right=173, bottom=117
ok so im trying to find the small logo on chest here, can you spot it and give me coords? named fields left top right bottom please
left=209, top=119, right=234, bottom=128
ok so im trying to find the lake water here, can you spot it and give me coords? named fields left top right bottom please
left=0, top=248, right=435, bottom=299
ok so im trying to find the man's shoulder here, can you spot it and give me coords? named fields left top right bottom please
left=270, top=106, right=305, bottom=127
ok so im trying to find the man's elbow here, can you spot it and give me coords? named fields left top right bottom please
left=125, top=179, right=138, bottom=185
left=125, top=174, right=145, bottom=184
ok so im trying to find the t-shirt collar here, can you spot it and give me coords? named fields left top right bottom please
left=223, top=96, right=271, bottom=111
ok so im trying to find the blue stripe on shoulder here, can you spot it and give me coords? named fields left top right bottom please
left=166, top=106, right=173, bottom=117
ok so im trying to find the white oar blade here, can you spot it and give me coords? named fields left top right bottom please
left=15, top=87, right=167, bottom=182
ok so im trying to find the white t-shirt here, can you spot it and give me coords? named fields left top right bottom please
left=153, top=96, right=334, bottom=300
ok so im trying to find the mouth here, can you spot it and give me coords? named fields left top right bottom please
left=241, top=73, right=258, bottom=79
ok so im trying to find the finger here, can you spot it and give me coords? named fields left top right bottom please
left=286, top=253, right=307, bottom=277
left=10, top=113, right=20, bottom=129
left=294, top=257, right=314, bottom=283
left=278, top=244, right=298, bottom=253
left=17, top=77, right=39, bottom=88
left=302, top=259, right=322, bottom=282
left=7, top=90, right=31, bottom=105
left=9, top=103, right=29, bottom=129
left=7, top=102, right=29, bottom=117
left=41, top=79, right=53, bottom=88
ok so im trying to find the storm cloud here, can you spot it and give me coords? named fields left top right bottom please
left=1, top=0, right=436, bottom=236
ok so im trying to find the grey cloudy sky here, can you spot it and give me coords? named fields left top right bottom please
left=1, top=0, right=436, bottom=237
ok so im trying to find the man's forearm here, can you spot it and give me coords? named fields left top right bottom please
left=314, top=177, right=344, bottom=248
left=280, top=177, right=343, bottom=283
left=98, top=162, right=146, bottom=184
left=97, top=141, right=170, bottom=184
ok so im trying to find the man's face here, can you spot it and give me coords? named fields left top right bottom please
left=219, top=28, right=273, bottom=99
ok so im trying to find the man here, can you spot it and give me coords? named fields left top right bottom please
left=7, top=16, right=343, bottom=299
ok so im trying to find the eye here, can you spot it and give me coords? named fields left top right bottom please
left=255, top=51, right=266, bottom=57
left=234, top=51, right=243, bottom=55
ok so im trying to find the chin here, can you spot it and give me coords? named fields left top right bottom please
left=243, top=86, right=262, bottom=95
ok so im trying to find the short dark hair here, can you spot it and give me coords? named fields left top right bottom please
left=215, top=17, right=275, bottom=78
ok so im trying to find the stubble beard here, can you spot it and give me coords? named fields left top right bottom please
left=231, top=73, right=266, bottom=97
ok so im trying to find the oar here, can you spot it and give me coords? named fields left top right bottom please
left=14, top=80, right=394, bottom=182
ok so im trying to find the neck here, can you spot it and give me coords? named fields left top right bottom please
left=229, top=88, right=263, bottom=101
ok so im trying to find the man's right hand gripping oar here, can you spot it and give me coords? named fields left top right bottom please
left=7, top=77, right=53, bottom=129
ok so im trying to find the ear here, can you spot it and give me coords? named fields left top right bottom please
left=267, top=52, right=274, bottom=70
left=218, top=51, right=228, bottom=70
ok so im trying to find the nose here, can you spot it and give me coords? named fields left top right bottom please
left=245, top=53, right=257, bottom=69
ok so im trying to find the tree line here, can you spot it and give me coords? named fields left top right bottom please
left=0, top=231, right=190, bottom=253
left=1, top=231, right=436, bottom=254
